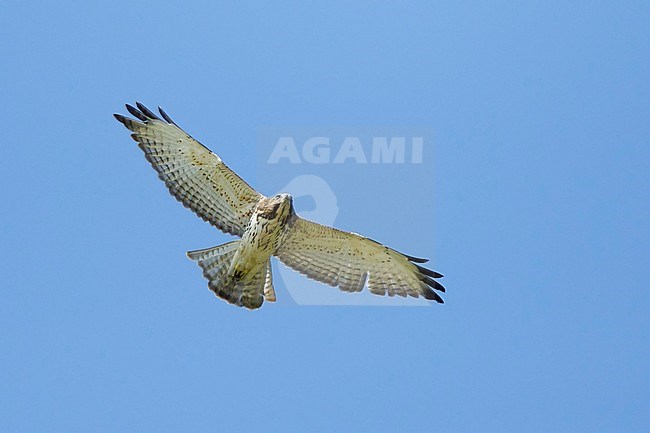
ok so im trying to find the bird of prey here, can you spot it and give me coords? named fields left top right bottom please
left=114, top=102, right=445, bottom=309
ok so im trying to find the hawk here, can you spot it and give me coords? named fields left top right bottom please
left=114, top=102, right=446, bottom=309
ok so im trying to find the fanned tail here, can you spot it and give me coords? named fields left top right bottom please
left=187, top=241, right=275, bottom=309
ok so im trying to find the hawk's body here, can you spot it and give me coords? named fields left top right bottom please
left=115, top=102, right=445, bottom=309
left=233, top=195, right=292, bottom=278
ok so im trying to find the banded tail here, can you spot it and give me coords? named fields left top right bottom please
left=186, top=241, right=276, bottom=310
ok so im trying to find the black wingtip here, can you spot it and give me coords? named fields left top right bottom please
left=419, top=268, right=446, bottom=294
left=425, top=277, right=446, bottom=293
left=125, top=103, right=147, bottom=121
left=158, top=106, right=177, bottom=125
left=136, top=101, right=161, bottom=120
left=415, top=264, right=443, bottom=279
left=405, top=254, right=429, bottom=264
left=423, top=289, right=444, bottom=303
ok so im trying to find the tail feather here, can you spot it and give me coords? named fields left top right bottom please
left=264, top=261, right=276, bottom=303
left=187, top=241, right=238, bottom=282
left=187, top=241, right=275, bottom=309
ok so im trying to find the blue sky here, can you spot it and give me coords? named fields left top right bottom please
left=1, top=1, right=649, bottom=432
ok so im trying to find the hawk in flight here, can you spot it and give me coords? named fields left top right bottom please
left=114, top=103, right=446, bottom=309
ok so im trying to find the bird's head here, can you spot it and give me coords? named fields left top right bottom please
left=272, top=193, right=294, bottom=217
left=258, top=193, right=294, bottom=221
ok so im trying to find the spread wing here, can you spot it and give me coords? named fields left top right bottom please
left=275, top=215, right=445, bottom=302
left=114, top=102, right=263, bottom=236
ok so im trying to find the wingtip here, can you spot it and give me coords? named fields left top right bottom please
left=125, top=103, right=147, bottom=121
left=136, top=101, right=161, bottom=120
left=405, top=254, right=429, bottom=264
left=422, top=275, right=446, bottom=293
left=415, top=264, right=444, bottom=279
left=423, top=289, right=444, bottom=303
left=158, top=105, right=177, bottom=125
